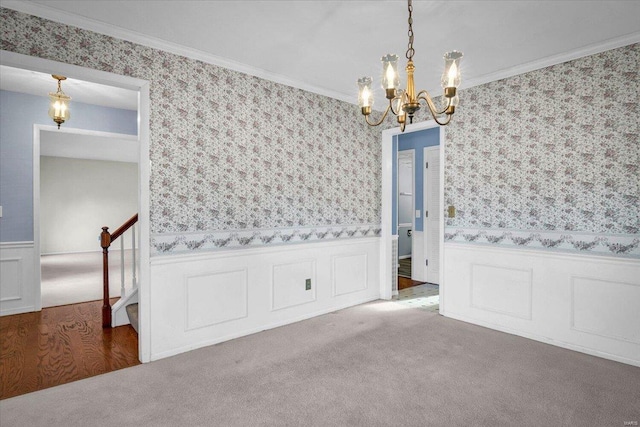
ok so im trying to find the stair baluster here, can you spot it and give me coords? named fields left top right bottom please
left=100, top=214, right=138, bottom=328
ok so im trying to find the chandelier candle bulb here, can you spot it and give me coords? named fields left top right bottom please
left=447, top=63, right=457, bottom=87
left=358, top=76, right=374, bottom=113
left=381, top=54, right=400, bottom=98
left=442, top=50, right=463, bottom=89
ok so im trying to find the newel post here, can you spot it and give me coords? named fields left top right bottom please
left=101, top=226, right=112, bottom=328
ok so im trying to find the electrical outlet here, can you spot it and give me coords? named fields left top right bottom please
left=305, top=279, right=311, bottom=290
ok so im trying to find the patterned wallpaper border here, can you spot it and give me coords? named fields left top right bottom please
left=151, top=224, right=382, bottom=255
left=445, top=227, right=640, bottom=258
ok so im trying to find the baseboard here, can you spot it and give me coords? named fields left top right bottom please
left=0, top=241, right=34, bottom=249
left=444, top=310, right=640, bottom=367
left=0, top=305, right=36, bottom=316
left=151, top=295, right=380, bottom=361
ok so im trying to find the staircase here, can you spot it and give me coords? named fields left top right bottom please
left=100, top=214, right=140, bottom=330
left=126, top=303, right=139, bottom=333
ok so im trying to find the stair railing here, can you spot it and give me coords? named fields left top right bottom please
left=100, top=214, right=138, bottom=328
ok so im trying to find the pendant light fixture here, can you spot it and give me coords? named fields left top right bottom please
left=48, top=75, right=71, bottom=129
left=357, top=0, right=463, bottom=131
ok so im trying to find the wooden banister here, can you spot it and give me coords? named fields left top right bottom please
left=100, top=214, right=139, bottom=328
left=111, top=214, right=138, bottom=242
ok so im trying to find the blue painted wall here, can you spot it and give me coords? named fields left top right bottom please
left=0, top=90, right=137, bottom=242
left=392, top=127, right=440, bottom=234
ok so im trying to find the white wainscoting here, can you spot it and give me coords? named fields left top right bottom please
left=149, top=237, right=380, bottom=361
left=0, top=242, right=37, bottom=316
left=444, top=243, right=640, bottom=366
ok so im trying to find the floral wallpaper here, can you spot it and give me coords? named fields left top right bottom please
left=444, top=43, right=639, bottom=257
left=0, top=8, right=382, bottom=255
left=1, top=8, right=637, bottom=257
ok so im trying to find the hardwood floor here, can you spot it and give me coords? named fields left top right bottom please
left=398, top=276, right=425, bottom=290
left=0, top=299, right=139, bottom=400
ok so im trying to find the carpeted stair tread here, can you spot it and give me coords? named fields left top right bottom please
left=125, top=303, right=139, bottom=333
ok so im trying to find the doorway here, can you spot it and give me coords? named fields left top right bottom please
left=37, top=128, right=139, bottom=308
left=380, top=121, right=445, bottom=314
left=1, top=49, right=151, bottom=363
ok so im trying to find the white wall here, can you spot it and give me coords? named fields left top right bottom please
left=40, top=156, right=138, bottom=254
left=149, top=237, right=380, bottom=360
left=444, top=243, right=640, bottom=366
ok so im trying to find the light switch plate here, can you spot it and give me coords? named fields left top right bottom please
left=0, top=205, right=3, bottom=218
left=415, top=210, right=420, bottom=218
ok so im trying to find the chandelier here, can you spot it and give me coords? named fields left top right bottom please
left=48, top=75, right=71, bottom=129
left=357, top=0, right=463, bottom=131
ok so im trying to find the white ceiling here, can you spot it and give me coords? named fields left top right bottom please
left=4, top=1, right=640, bottom=106
left=0, top=65, right=138, bottom=110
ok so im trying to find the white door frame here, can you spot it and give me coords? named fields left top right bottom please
left=380, top=120, right=445, bottom=314
left=1, top=50, right=152, bottom=363
left=423, top=145, right=441, bottom=284
left=397, top=149, right=415, bottom=263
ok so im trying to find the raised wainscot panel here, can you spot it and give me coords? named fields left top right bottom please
left=272, top=260, right=316, bottom=311
left=470, top=263, right=532, bottom=320
left=332, top=253, right=368, bottom=297
left=184, top=268, right=248, bottom=331
left=571, top=277, right=640, bottom=344
left=0, top=258, right=22, bottom=302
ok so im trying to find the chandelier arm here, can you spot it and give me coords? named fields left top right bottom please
left=417, top=93, right=453, bottom=125
left=417, top=90, right=452, bottom=116
left=365, top=105, right=392, bottom=126
left=389, top=97, right=400, bottom=116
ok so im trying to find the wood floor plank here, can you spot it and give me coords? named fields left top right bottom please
left=398, top=276, right=425, bottom=290
left=0, top=299, right=139, bottom=400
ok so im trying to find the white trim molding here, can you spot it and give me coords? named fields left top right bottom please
left=0, top=241, right=35, bottom=316
left=151, top=223, right=381, bottom=256
left=148, top=237, right=380, bottom=361
left=445, top=227, right=640, bottom=258
left=444, top=242, right=640, bottom=366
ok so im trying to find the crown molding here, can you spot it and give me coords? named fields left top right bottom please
left=1, top=0, right=355, bottom=105
left=459, top=31, right=640, bottom=91
left=3, top=1, right=639, bottom=105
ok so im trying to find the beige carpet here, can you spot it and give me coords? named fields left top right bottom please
left=41, top=250, right=135, bottom=307
left=2, top=301, right=638, bottom=426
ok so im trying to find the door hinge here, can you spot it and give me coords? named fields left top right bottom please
left=425, top=259, right=429, bottom=266
left=425, top=162, right=429, bottom=169
left=425, top=211, right=428, bottom=218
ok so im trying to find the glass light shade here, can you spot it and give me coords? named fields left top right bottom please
left=441, top=51, right=463, bottom=89
left=48, top=92, right=71, bottom=125
left=358, top=76, right=374, bottom=108
left=394, top=89, right=406, bottom=118
left=381, top=54, right=400, bottom=90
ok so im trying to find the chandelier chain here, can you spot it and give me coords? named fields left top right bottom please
left=406, top=0, right=414, bottom=60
